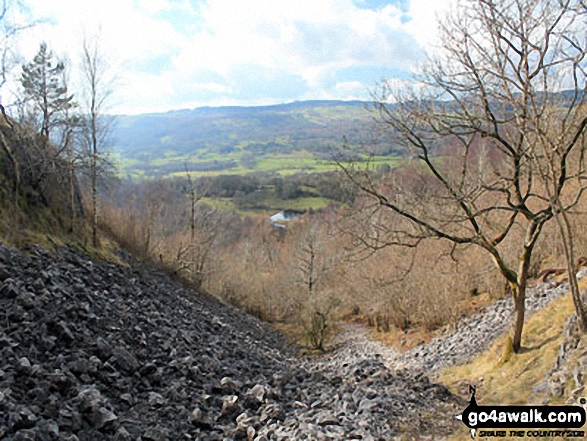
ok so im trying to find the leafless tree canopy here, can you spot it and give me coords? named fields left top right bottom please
left=342, top=0, right=587, bottom=352
left=0, top=0, right=35, bottom=91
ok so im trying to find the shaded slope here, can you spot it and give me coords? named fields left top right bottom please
left=113, top=101, right=372, bottom=156
left=0, top=244, right=290, bottom=440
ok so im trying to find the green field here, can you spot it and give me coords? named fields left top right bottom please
left=115, top=151, right=402, bottom=180
left=109, top=100, right=403, bottom=216
left=110, top=100, right=401, bottom=180
left=199, top=195, right=332, bottom=217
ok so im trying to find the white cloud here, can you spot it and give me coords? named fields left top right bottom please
left=12, top=2, right=181, bottom=95
left=172, top=0, right=419, bottom=93
left=7, top=0, right=448, bottom=114
left=335, top=81, right=370, bottom=95
left=403, top=0, right=451, bottom=54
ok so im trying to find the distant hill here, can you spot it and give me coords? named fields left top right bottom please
left=110, top=100, right=396, bottom=179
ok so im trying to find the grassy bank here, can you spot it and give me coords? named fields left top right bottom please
left=440, top=290, right=582, bottom=440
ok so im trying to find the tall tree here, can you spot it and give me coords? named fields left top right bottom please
left=81, top=35, right=113, bottom=247
left=343, top=0, right=587, bottom=353
left=20, top=42, right=73, bottom=138
left=59, top=65, right=84, bottom=232
left=291, top=222, right=341, bottom=350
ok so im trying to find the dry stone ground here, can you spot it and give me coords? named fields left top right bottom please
left=0, top=244, right=462, bottom=440
left=0, top=243, right=571, bottom=440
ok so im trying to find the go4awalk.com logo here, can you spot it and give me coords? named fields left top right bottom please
left=455, top=386, right=587, bottom=438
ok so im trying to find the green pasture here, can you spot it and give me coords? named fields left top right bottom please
left=199, top=195, right=332, bottom=217
left=116, top=150, right=403, bottom=179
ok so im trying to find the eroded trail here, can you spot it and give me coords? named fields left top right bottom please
left=391, top=275, right=573, bottom=375
left=318, top=266, right=572, bottom=379
left=254, top=324, right=463, bottom=440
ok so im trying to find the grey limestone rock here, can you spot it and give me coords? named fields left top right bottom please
left=0, top=242, right=481, bottom=440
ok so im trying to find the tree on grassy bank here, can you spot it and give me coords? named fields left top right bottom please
left=342, top=0, right=587, bottom=353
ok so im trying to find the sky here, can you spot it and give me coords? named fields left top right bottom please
left=7, top=0, right=448, bottom=115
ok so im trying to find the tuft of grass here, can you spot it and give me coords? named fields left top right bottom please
left=271, top=321, right=339, bottom=356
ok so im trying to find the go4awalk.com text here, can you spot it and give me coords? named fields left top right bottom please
left=477, top=430, right=584, bottom=438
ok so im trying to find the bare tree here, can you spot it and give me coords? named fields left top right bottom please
left=184, top=164, right=211, bottom=242
left=531, top=116, right=587, bottom=330
left=0, top=0, right=34, bottom=196
left=81, top=34, right=113, bottom=247
left=58, top=63, right=85, bottom=232
left=0, top=0, right=34, bottom=97
left=290, top=221, right=341, bottom=350
left=539, top=0, right=587, bottom=331
left=174, top=205, right=226, bottom=290
left=342, top=0, right=587, bottom=353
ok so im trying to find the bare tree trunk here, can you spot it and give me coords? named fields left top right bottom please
left=62, top=123, right=76, bottom=233
left=82, top=35, right=110, bottom=249
left=41, top=79, right=49, bottom=138
left=556, top=206, right=587, bottom=331
left=184, top=166, right=208, bottom=243
left=307, top=242, right=315, bottom=297
left=511, top=221, right=542, bottom=352
left=90, top=79, right=99, bottom=248
left=68, top=148, right=75, bottom=232
left=92, top=149, right=97, bottom=247
left=532, top=112, right=587, bottom=331
left=511, top=283, right=526, bottom=353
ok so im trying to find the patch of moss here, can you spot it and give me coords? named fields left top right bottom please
left=498, top=334, right=514, bottom=366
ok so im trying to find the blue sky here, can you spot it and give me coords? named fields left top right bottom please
left=11, top=0, right=447, bottom=114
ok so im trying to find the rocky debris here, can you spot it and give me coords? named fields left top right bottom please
left=0, top=243, right=461, bottom=440
left=391, top=275, right=579, bottom=373
left=540, top=311, right=587, bottom=402
left=323, top=274, right=581, bottom=406
left=253, top=356, right=462, bottom=440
